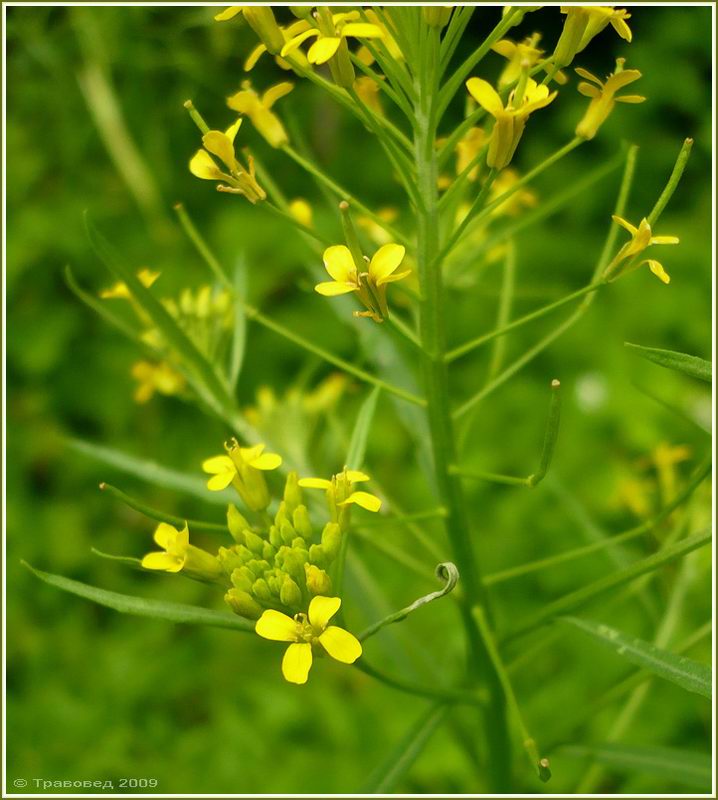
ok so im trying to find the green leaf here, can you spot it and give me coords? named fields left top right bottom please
left=346, top=386, right=381, bottom=470
left=561, top=616, right=711, bottom=699
left=362, top=702, right=448, bottom=793
left=558, top=744, right=711, bottom=790
left=66, top=437, right=231, bottom=506
left=505, top=528, right=712, bottom=642
left=24, top=562, right=254, bottom=632
left=625, top=342, right=711, bottom=383
left=228, top=256, right=247, bottom=392
left=84, top=214, right=236, bottom=416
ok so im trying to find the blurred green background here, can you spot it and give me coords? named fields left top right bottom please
left=6, top=5, right=712, bottom=794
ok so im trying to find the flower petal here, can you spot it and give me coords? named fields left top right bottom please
left=298, top=477, right=333, bottom=489
left=255, top=609, right=299, bottom=641
left=323, top=245, right=357, bottom=283
left=319, top=626, right=363, bottom=664
left=342, top=491, right=382, bottom=512
left=575, top=67, right=602, bottom=85
left=250, top=452, right=283, bottom=470
left=280, top=28, right=319, bottom=59
left=263, top=81, right=294, bottom=109
left=281, top=642, right=313, bottom=684
left=153, top=522, right=176, bottom=549
left=189, top=149, right=222, bottom=180
left=615, top=94, right=646, bottom=104
left=141, top=552, right=183, bottom=572
left=202, top=131, right=236, bottom=172
left=308, top=36, right=341, bottom=64
left=244, top=43, right=267, bottom=71
left=207, top=471, right=235, bottom=491
left=214, top=6, right=242, bottom=22
left=308, top=595, right=341, bottom=629
left=340, top=23, right=385, bottom=39
left=315, top=281, right=357, bottom=296
left=577, top=81, right=601, bottom=99
left=466, top=78, right=504, bottom=118
left=645, top=259, right=671, bottom=284
left=650, top=235, right=679, bottom=245
left=369, top=243, right=406, bottom=283
left=345, top=470, right=370, bottom=483
left=202, top=455, right=235, bottom=475
left=376, top=268, right=411, bottom=287
left=611, top=215, right=638, bottom=236
left=224, top=117, right=242, bottom=144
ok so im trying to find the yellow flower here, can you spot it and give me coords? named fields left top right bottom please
left=289, top=198, right=313, bottom=228
left=315, top=243, right=409, bottom=322
left=131, top=360, right=186, bottom=404
left=575, top=60, right=645, bottom=140
left=203, top=440, right=282, bottom=511
left=466, top=77, right=557, bottom=170
left=353, top=75, right=383, bottom=115
left=255, top=595, right=362, bottom=684
left=226, top=80, right=293, bottom=148
left=100, top=268, right=159, bottom=300
left=281, top=12, right=384, bottom=65
left=244, top=19, right=312, bottom=72
left=189, top=117, right=266, bottom=204
left=605, top=216, right=679, bottom=284
left=141, top=522, right=223, bottom=581
left=554, top=6, right=632, bottom=68
left=455, top=127, right=486, bottom=182
left=356, top=10, right=403, bottom=64
left=492, top=34, right=567, bottom=88
left=299, top=469, right=382, bottom=513
left=214, top=6, right=284, bottom=54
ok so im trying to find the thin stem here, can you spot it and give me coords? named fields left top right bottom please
left=438, top=142, right=489, bottom=211
left=99, top=482, right=227, bottom=533
left=174, top=203, right=231, bottom=289
left=262, top=201, right=332, bottom=246
left=451, top=466, right=529, bottom=487
left=388, top=312, right=421, bottom=348
left=360, top=508, right=447, bottom=527
left=647, top=138, right=693, bottom=225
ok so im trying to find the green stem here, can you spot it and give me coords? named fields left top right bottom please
left=647, top=138, right=693, bottom=225
left=174, top=203, right=231, bottom=289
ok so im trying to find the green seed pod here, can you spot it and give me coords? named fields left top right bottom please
left=224, top=588, right=263, bottom=620
left=280, top=575, right=303, bottom=608
left=305, top=563, right=332, bottom=596
left=226, top=503, right=250, bottom=545
left=292, top=505, right=313, bottom=539
left=231, top=567, right=253, bottom=592
left=252, top=578, right=272, bottom=601
left=308, top=543, right=327, bottom=567
left=321, top=522, right=342, bottom=562
left=283, top=471, right=302, bottom=513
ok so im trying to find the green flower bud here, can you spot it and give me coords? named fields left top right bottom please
left=280, top=519, right=297, bottom=545
left=268, top=525, right=282, bottom=547
left=217, top=545, right=244, bottom=574
left=274, top=501, right=288, bottom=528
left=283, top=471, right=302, bottom=513
left=291, top=536, right=307, bottom=551
left=183, top=545, right=226, bottom=583
left=321, top=522, right=342, bottom=562
left=247, top=558, right=270, bottom=578
left=238, top=565, right=256, bottom=585
left=242, top=7, right=285, bottom=55
left=423, top=6, right=451, bottom=28
left=252, top=578, right=272, bottom=601
left=231, top=567, right=253, bottom=592
left=225, top=588, right=263, bottom=619
left=309, top=543, right=327, bottom=567
left=282, top=548, right=309, bottom=583
left=292, top=505, right=313, bottom=539
left=305, top=563, right=332, bottom=596
left=262, top=541, right=276, bottom=561
left=226, top=503, right=250, bottom=544
left=280, top=576, right=303, bottom=608
left=266, top=574, right=281, bottom=595
left=244, top=530, right=265, bottom=555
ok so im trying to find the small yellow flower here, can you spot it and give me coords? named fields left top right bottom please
left=606, top=216, right=679, bottom=284
left=141, top=522, right=223, bottom=581
left=281, top=12, right=384, bottom=65
left=255, top=595, right=362, bottom=684
left=189, top=117, right=266, bottom=204
left=299, top=469, right=382, bottom=513
left=315, top=243, right=409, bottom=322
left=575, top=60, right=645, bottom=140
left=554, top=6, right=632, bottom=68
left=214, top=6, right=284, bottom=54
left=244, top=19, right=312, bottom=72
left=466, top=77, right=557, bottom=170
left=227, top=80, right=294, bottom=148
left=203, top=440, right=282, bottom=511
left=492, top=34, right=567, bottom=88
left=100, top=268, right=159, bottom=300
left=131, top=360, right=186, bottom=404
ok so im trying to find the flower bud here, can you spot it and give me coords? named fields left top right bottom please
left=321, top=522, right=342, bottom=562
left=231, top=567, right=253, bottom=592
left=291, top=536, right=307, bottom=551
left=293, top=505, right=313, bottom=539
left=280, top=576, right=303, bottom=608
left=183, top=545, right=225, bottom=583
left=280, top=519, right=297, bottom=545
left=309, top=543, right=327, bottom=567
left=305, top=563, right=332, bottom=595
left=225, top=588, right=263, bottom=619
left=283, top=471, right=303, bottom=513
left=268, top=525, right=282, bottom=547
left=242, top=7, right=285, bottom=55
left=252, top=578, right=272, bottom=601
left=218, top=545, right=244, bottom=574
left=247, top=558, right=270, bottom=577
left=423, top=6, right=451, bottom=28
left=262, top=541, right=276, bottom=561
left=227, top=503, right=250, bottom=544
left=282, top=548, right=309, bottom=583
left=244, top=529, right=266, bottom=555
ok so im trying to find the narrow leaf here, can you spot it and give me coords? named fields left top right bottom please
left=362, top=702, right=448, bottom=793
left=66, top=437, right=231, bottom=506
left=346, top=386, right=381, bottom=470
left=560, top=616, right=711, bottom=699
left=558, top=743, right=711, bottom=790
left=505, top=528, right=712, bottom=641
left=228, top=256, right=248, bottom=391
left=24, top=562, right=253, bottom=632
left=625, top=342, right=711, bottom=383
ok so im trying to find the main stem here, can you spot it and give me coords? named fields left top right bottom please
left=413, top=26, right=511, bottom=792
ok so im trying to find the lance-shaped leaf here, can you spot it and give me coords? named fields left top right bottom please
left=560, top=616, right=711, bottom=699
left=625, top=342, right=711, bottom=383
left=24, top=562, right=253, bottom=632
